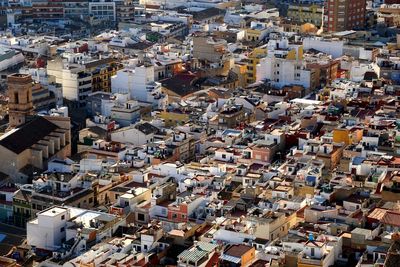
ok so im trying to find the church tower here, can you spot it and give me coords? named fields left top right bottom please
left=7, top=73, right=34, bottom=129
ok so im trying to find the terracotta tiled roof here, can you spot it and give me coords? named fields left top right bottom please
left=224, top=244, right=253, bottom=258
left=382, top=211, right=400, bottom=227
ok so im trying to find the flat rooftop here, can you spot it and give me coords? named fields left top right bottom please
left=40, top=207, right=68, bottom=217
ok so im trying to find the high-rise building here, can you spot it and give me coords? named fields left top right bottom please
left=287, top=3, right=324, bottom=27
left=116, top=0, right=135, bottom=23
left=7, top=73, right=34, bottom=129
left=324, top=0, right=367, bottom=32
left=88, top=0, right=116, bottom=24
left=29, top=0, right=64, bottom=20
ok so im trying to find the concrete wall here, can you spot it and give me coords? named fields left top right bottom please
left=0, top=146, right=30, bottom=182
left=111, top=127, right=151, bottom=146
left=303, top=38, right=344, bottom=59
left=27, top=209, right=68, bottom=250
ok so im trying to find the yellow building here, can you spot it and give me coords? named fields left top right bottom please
left=333, top=128, right=363, bottom=145
left=158, top=110, right=190, bottom=127
left=287, top=45, right=304, bottom=60
left=246, top=28, right=264, bottom=43
left=85, top=58, right=123, bottom=93
left=222, top=244, right=256, bottom=266
left=245, top=21, right=269, bottom=43
left=282, top=21, right=302, bottom=33
left=247, top=46, right=268, bottom=84
left=234, top=62, right=248, bottom=87
left=269, top=42, right=303, bottom=61
left=287, top=4, right=324, bottom=27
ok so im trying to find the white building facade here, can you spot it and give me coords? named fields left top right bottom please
left=256, top=56, right=312, bottom=89
left=111, top=64, right=166, bottom=108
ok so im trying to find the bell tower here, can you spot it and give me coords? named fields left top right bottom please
left=7, top=73, right=34, bottom=129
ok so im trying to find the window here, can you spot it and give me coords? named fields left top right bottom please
left=138, top=213, right=145, bottom=221
left=222, top=154, right=226, bottom=159
left=89, top=198, right=93, bottom=204
left=311, top=248, right=315, bottom=257
left=61, top=215, right=65, bottom=220
left=60, top=227, right=65, bottom=232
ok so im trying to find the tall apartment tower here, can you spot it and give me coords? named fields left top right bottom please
left=7, top=73, right=34, bottom=129
left=324, top=0, right=367, bottom=32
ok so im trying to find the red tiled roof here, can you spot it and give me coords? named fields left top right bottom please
left=205, top=252, right=220, bottom=267
left=225, top=244, right=253, bottom=258
left=378, top=157, right=400, bottom=166
left=382, top=211, right=400, bottom=227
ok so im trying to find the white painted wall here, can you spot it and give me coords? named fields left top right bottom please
left=27, top=208, right=69, bottom=251
left=111, top=127, right=152, bottom=146
left=303, top=38, right=344, bottom=59
left=257, top=57, right=311, bottom=89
